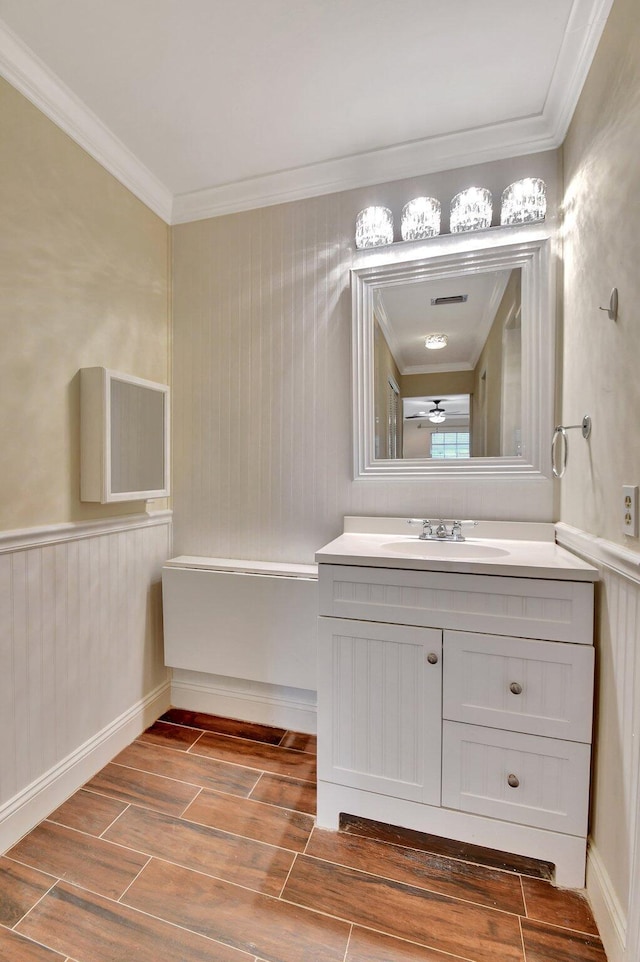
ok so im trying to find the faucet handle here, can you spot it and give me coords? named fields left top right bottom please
left=407, top=519, right=433, bottom=539
left=451, top=520, right=478, bottom=541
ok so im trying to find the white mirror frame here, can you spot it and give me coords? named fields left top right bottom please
left=352, top=224, right=556, bottom=481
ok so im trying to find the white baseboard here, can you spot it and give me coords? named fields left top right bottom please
left=0, top=679, right=171, bottom=854
left=170, top=670, right=317, bottom=734
left=587, top=842, right=627, bottom=962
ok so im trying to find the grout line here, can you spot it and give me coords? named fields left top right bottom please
left=340, top=826, right=550, bottom=882
left=301, top=825, right=315, bottom=856
left=9, top=876, right=58, bottom=930
left=177, top=786, right=203, bottom=818
left=285, top=851, right=524, bottom=919
left=342, top=924, right=353, bottom=962
left=277, top=852, right=298, bottom=899
left=98, top=803, right=132, bottom=839
left=117, top=855, right=152, bottom=903
left=519, top=915, right=528, bottom=962
left=44, top=870, right=256, bottom=961
left=519, top=873, right=528, bottom=918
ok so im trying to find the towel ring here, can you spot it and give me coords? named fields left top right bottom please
left=552, top=416, right=592, bottom=478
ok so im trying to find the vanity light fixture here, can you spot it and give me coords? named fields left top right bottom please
left=424, top=333, right=448, bottom=350
left=401, top=197, right=441, bottom=240
left=355, top=206, right=394, bottom=249
left=450, top=187, right=492, bottom=233
left=501, top=178, right=547, bottom=225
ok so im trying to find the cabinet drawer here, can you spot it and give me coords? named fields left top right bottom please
left=442, top=721, right=591, bottom=836
left=318, top=564, right=593, bottom=643
left=443, top=631, right=594, bottom=742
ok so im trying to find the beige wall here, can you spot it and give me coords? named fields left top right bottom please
left=472, top=270, right=521, bottom=457
left=562, top=0, right=640, bottom=939
left=401, top=370, right=474, bottom=399
left=172, top=150, right=562, bottom=563
left=374, top=319, right=402, bottom=458
left=0, top=78, right=170, bottom=532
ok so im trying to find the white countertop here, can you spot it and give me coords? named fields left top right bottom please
left=315, top=520, right=598, bottom=581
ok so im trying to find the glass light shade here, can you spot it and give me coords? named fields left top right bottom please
left=501, top=178, right=547, bottom=225
left=428, top=411, right=446, bottom=424
left=401, top=197, right=441, bottom=240
left=449, top=187, right=493, bottom=233
left=355, top=206, right=394, bottom=249
left=424, top=333, right=448, bottom=350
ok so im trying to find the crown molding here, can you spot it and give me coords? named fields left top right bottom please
left=544, top=0, right=615, bottom=143
left=0, top=17, right=173, bottom=223
left=172, top=113, right=557, bottom=224
left=0, top=0, right=612, bottom=226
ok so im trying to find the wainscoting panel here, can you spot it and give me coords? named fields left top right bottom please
left=556, top=524, right=640, bottom=962
left=0, top=513, right=172, bottom=852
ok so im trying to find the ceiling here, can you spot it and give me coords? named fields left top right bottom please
left=378, top=269, right=514, bottom=374
left=0, top=0, right=613, bottom=223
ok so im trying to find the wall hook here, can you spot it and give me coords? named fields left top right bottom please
left=599, top=288, right=618, bottom=321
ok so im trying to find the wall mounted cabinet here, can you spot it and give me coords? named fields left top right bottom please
left=80, top=367, right=170, bottom=503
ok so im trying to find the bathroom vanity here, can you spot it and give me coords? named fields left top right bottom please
left=315, top=518, right=598, bottom=887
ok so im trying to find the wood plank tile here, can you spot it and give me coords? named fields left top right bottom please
left=113, top=739, right=260, bottom=796
left=138, top=719, right=204, bottom=750
left=279, top=732, right=317, bottom=754
left=191, top=731, right=317, bottom=780
left=521, top=918, right=607, bottom=962
left=123, top=857, right=350, bottom=962
left=282, top=854, right=524, bottom=962
left=0, top=924, right=66, bottom=962
left=16, top=881, right=252, bottom=962
left=103, top=805, right=294, bottom=896
left=83, top=762, right=200, bottom=815
left=340, top=814, right=554, bottom=879
left=250, top=772, right=316, bottom=814
left=47, top=789, right=127, bottom=836
left=522, top=877, right=599, bottom=935
left=347, top=926, right=470, bottom=962
left=161, top=708, right=286, bottom=744
left=182, top=789, right=314, bottom=852
left=6, top=821, right=148, bottom=900
left=0, top=858, right=55, bottom=926
left=305, top=828, right=525, bottom=914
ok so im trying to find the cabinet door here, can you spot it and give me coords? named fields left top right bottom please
left=318, top=617, right=442, bottom=805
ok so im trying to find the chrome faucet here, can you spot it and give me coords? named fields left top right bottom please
left=407, top=519, right=478, bottom=542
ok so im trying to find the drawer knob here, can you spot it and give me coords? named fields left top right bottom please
left=509, top=682, right=523, bottom=695
left=427, top=652, right=439, bottom=665
left=507, top=773, right=520, bottom=788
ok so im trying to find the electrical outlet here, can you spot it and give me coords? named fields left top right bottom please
left=622, top=485, right=638, bottom=536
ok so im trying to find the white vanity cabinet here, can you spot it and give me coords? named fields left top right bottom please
left=317, top=560, right=595, bottom=887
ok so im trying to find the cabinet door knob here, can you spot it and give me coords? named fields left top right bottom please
left=509, top=682, right=523, bottom=695
left=507, top=773, right=520, bottom=788
left=427, top=652, right=439, bottom=665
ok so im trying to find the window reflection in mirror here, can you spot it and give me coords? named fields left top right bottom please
left=373, top=268, right=522, bottom=459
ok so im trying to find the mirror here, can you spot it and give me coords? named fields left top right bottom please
left=352, top=226, right=554, bottom=480
left=375, top=267, right=522, bottom=460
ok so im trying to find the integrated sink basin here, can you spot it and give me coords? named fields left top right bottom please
left=381, top=539, right=511, bottom=560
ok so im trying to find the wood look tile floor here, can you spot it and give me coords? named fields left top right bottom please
left=0, top=709, right=607, bottom=962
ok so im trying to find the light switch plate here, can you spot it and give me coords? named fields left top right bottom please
left=623, top=485, right=638, bottom=536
